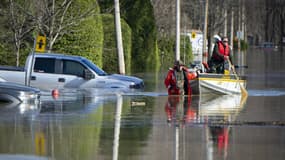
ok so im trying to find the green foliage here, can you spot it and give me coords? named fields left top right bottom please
left=157, top=35, right=193, bottom=69
left=0, top=0, right=160, bottom=73
left=122, top=0, right=159, bottom=73
left=146, top=40, right=160, bottom=72
left=53, top=1, right=104, bottom=67
left=180, top=35, right=193, bottom=66
left=233, top=39, right=249, bottom=51
left=0, top=0, right=34, bottom=66
left=158, top=37, right=176, bottom=68
left=97, top=0, right=113, bottom=13
left=101, top=14, right=132, bottom=74
left=240, top=40, right=249, bottom=50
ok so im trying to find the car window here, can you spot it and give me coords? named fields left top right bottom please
left=62, top=60, right=86, bottom=77
left=34, top=58, right=55, bottom=73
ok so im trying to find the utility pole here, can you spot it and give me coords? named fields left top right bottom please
left=230, top=9, right=234, bottom=51
left=175, top=0, right=181, bottom=61
left=114, top=0, right=125, bottom=74
left=241, top=0, right=245, bottom=42
left=238, top=0, right=241, bottom=54
left=202, top=0, right=208, bottom=63
left=224, top=9, right=228, bottom=37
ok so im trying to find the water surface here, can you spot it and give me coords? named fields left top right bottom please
left=0, top=47, right=284, bottom=160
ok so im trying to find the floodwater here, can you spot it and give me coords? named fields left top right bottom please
left=0, top=47, right=285, bottom=160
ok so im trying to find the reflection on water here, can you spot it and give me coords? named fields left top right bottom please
left=164, top=94, right=247, bottom=126
left=163, top=93, right=247, bottom=160
left=248, top=89, right=285, bottom=96
left=0, top=47, right=285, bottom=159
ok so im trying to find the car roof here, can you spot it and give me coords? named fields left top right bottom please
left=34, top=52, right=86, bottom=61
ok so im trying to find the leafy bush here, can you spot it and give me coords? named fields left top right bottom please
left=53, top=1, right=104, bottom=67
left=101, top=14, right=132, bottom=74
left=122, top=0, right=159, bottom=73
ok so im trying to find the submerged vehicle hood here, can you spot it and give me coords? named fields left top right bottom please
left=0, top=82, right=40, bottom=93
left=108, top=74, right=144, bottom=89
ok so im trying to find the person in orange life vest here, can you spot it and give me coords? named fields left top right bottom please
left=210, top=36, right=232, bottom=73
left=164, top=60, right=182, bottom=95
left=164, top=62, right=198, bottom=125
left=164, top=61, right=198, bottom=95
left=209, top=34, right=221, bottom=72
left=181, top=65, right=198, bottom=95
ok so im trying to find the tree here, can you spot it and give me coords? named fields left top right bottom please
left=99, top=0, right=160, bottom=72
left=0, top=0, right=35, bottom=66
left=32, top=0, right=99, bottom=51
left=122, top=0, right=159, bottom=72
left=101, top=14, right=132, bottom=74
left=53, top=0, right=104, bottom=67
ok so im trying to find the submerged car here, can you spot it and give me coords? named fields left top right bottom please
left=0, top=53, right=144, bottom=91
left=0, top=81, right=40, bottom=104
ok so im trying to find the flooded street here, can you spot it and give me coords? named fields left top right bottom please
left=0, top=47, right=285, bottom=160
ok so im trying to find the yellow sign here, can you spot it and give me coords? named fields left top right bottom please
left=35, top=132, right=46, bottom=155
left=191, top=32, right=196, bottom=39
left=35, top=35, right=46, bottom=52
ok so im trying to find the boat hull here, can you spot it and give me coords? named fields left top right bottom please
left=190, top=73, right=246, bottom=95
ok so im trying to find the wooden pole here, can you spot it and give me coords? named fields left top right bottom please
left=202, top=0, right=208, bottom=63
left=230, top=9, right=234, bottom=49
left=114, top=0, right=125, bottom=74
left=224, top=9, right=228, bottom=37
left=175, top=0, right=181, bottom=61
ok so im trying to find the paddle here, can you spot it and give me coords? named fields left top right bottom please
left=227, top=59, right=248, bottom=97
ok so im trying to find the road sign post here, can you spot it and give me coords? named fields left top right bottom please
left=35, top=35, right=46, bottom=52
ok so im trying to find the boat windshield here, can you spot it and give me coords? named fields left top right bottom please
left=82, top=59, right=108, bottom=76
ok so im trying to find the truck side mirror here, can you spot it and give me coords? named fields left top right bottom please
left=84, top=69, right=95, bottom=80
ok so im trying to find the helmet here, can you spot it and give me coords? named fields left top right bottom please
left=174, top=60, right=183, bottom=72
left=213, top=34, right=221, bottom=41
left=174, top=60, right=182, bottom=66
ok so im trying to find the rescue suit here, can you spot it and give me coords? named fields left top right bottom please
left=210, top=41, right=231, bottom=73
left=164, top=64, right=198, bottom=125
left=164, top=65, right=198, bottom=95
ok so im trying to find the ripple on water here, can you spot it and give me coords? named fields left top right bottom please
left=248, top=89, right=285, bottom=96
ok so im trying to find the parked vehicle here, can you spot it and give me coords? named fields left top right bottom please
left=0, top=53, right=144, bottom=91
left=0, top=81, right=40, bottom=104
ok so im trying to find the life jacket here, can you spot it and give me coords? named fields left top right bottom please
left=164, top=68, right=177, bottom=88
left=183, top=70, right=197, bottom=95
left=218, top=42, right=230, bottom=56
left=165, top=68, right=180, bottom=95
left=185, top=71, right=197, bottom=80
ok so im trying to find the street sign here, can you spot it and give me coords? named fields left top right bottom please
left=191, top=31, right=196, bottom=39
left=35, top=35, right=46, bottom=52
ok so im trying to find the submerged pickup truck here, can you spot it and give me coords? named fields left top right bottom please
left=0, top=53, right=144, bottom=91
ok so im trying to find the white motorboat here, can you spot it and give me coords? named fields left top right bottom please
left=190, top=73, right=247, bottom=95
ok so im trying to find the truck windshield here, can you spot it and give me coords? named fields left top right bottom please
left=82, top=59, right=108, bottom=76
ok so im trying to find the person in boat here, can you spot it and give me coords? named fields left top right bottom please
left=164, top=60, right=198, bottom=95
left=209, top=36, right=232, bottom=74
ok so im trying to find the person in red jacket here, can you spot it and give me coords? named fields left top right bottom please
left=164, top=61, right=181, bottom=95
left=210, top=36, right=233, bottom=73
left=164, top=61, right=198, bottom=95
left=164, top=61, right=198, bottom=125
